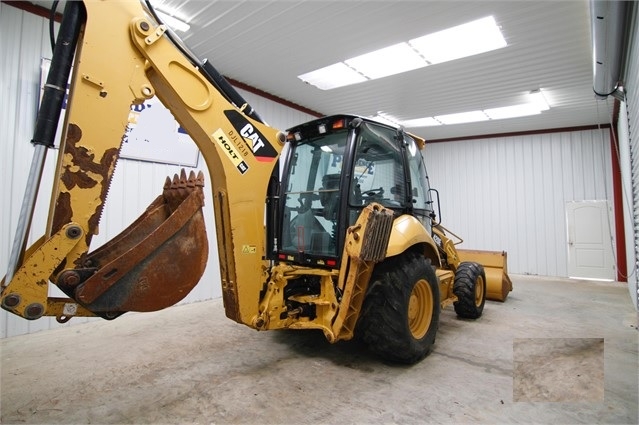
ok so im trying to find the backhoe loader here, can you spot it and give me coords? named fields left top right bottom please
left=1, top=0, right=511, bottom=364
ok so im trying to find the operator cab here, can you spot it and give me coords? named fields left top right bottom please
left=273, top=115, right=435, bottom=268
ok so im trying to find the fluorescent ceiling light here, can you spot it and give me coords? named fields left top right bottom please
left=156, top=10, right=190, bottom=32
left=345, top=43, right=427, bottom=79
left=403, top=102, right=544, bottom=127
left=435, top=110, right=489, bottom=125
left=402, top=117, right=442, bottom=127
left=298, top=15, right=507, bottom=90
left=298, top=62, right=367, bottom=90
left=371, top=112, right=403, bottom=127
left=401, top=88, right=552, bottom=127
left=484, top=104, right=542, bottom=119
left=409, top=16, right=506, bottom=64
left=528, top=89, right=550, bottom=111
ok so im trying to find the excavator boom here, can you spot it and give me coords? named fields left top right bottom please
left=1, top=0, right=283, bottom=324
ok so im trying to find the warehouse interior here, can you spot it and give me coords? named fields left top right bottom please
left=1, top=0, right=638, bottom=424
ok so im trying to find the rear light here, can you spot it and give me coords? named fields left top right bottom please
left=326, top=259, right=337, bottom=267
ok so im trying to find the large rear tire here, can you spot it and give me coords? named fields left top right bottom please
left=357, top=251, right=440, bottom=364
left=453, top=262, right=486, bottom=319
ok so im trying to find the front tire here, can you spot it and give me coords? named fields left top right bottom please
left=357, top=251, right=440, bottom=364
left=453, top=262, right=486, bottom=319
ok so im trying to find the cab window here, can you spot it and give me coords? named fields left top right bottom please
left=405, top=135, right=434, bottom=233
left=349, top=122, right=406, bottom=210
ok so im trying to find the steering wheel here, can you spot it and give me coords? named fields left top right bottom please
left=363, top=187, right=384, bottom=200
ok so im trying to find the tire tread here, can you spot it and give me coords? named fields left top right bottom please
left=453, top=261, right=486, bottom=319
left=357, top=252, right=440, bottom=364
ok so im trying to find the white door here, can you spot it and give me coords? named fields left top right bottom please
left=566, top=201, right=615, bottom=280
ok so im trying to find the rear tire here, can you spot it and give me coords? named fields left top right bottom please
left=357, top=251, right=440, bottom=364
left=453, top=262, right=486, bottom=319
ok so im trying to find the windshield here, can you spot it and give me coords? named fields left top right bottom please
left=280, top=131, right=348, bottom=258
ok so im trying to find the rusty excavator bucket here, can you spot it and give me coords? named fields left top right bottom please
left=57, top=170, right=209, bottom=316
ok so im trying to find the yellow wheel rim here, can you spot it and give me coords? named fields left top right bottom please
left=475, top=275, right=485, bottom=307
left=408, top=279, right=433, bottom=339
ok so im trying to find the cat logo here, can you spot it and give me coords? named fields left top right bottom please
left=240, top=123, right=265, bottom=153
left=224, top=110, right=278, bottom=162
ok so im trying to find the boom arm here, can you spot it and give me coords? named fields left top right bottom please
left=1, top=0, right=284, bottom=324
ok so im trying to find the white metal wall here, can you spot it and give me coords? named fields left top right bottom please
left=623, top=3, right=639, bottom=310
left=424, top=129, right=614, bottom=278
left=0, top=3, right=315, bottom=338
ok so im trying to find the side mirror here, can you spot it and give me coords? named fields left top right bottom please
left=427, top=188, right=441, bottom=226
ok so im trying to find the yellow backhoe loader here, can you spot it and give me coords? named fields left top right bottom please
left=1, top=0, right=511, bottom=364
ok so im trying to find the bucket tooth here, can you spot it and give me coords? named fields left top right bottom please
left=186, top=170, right=196, bottom=188
left=164, top=173, right=183, bottom=211
left=177, top=169, right=188, bottom=198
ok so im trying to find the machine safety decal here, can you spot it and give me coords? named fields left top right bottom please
left=213, top=129, right=249, bottom=174
left=242, top=245, right=257, bottom=254
left=224, top=110, right=278, bottom=162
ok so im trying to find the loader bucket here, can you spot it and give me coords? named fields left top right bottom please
left=57, top=170, right=209, bottom=315
left=457, top=249, right=513, bottom=301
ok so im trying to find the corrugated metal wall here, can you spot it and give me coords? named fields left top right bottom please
left=424, top=129, right=614, bottom=278
left=0, top=3, right=315, bottom=337
left=624, top=3, right=639, bottom=310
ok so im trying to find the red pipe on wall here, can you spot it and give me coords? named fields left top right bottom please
left=610, top=109, right=628, bottom=282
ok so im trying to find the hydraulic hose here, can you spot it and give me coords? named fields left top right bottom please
left=33, top=1, right=86, bottom=147
left=200, top=59, right=264, bottom=124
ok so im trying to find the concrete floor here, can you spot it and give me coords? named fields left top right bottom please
left=1, top=275, right=637, bottom=424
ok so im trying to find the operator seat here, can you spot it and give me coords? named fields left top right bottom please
left=320, top=174, right=341, bottom=220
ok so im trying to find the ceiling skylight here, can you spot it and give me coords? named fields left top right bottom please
left=435, top=110, right=489, bottom=125
left=345, top=43, right=428, bottom=80
left=484, top=104, right=542, bottom=120
left=528, top=89, right=550, bottom=111
left=298, top=15, right=506, bottom=90
left=409, top=16, right=507, bottom=64
left=298, top=63, right=367, bottom=91
left=371, top=89, right=552, bottom=128
left=402, top=117, right=443, bottom=127
left=371, top=112, right=404, bottom=127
